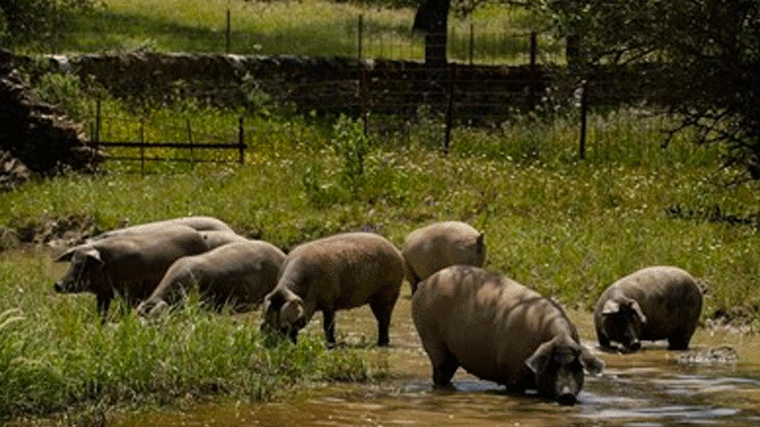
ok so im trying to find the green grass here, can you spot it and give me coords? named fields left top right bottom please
left=0, top=250, right=383, bottom=422
left=34, top=0, right=562, bottom=64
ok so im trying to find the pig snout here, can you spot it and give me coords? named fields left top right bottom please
left=53, top=280, right=68, bottom=293
left=621, top=323, right=641, bottom=352
left=557, top=389, right=577, bottom=406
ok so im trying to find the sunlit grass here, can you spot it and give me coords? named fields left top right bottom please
left=41, top=0, right=562, bottom=64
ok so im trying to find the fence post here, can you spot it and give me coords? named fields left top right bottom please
left=226, top=9, right=231, bottom=54
left=526, top=31, right=537, bottom=112
left=186, top=119, right=194, bottom=164
left=95, top=97, right=101, bottom=145
left=238, top=116, right=245, bottom=165
left=469, top=23, right=474, bottom=66
left=139, top=120, right=145, bottom=176
left=358, top=14, right=363, bottom=60
left=579, top=80, right=588, bottom=160
left=443, top=63, right=455, bottom=155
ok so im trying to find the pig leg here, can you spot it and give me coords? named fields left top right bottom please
left=432, top=350, right=459, bottom=388
left=668, top=323, right=697, bottom=350
left=419, top=338, right=459, bottom=388
left=323, top=309, right=336, bottom=348
left=595, top=324, right=611, bottom=350
left=96, top=291, right=113, bottom=324
left=370, top=296, right=397, bottom=347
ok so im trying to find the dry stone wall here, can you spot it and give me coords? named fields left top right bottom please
left=0, top=49, right=102, bottom=183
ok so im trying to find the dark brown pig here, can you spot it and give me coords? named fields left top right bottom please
left=594, top=266, right=702, bottom=352
left=136, top=240, right=286, bottom=317
left=412, top=265, right=604, bottom=405
left=261, top=232, right=405, bottom=347
left=54, top=226, right=208, bottom=322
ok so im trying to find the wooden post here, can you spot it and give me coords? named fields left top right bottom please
left=226, top=9, right=231, bottom=53
left=238, top=116, right=245, bottom=165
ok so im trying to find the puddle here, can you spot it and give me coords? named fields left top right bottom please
left=112, top=292, right=760, bottom=427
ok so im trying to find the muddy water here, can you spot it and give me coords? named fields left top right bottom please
left=114, top=290, right=760, bottom=427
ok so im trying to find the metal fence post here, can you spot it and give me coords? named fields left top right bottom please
left=226, top=9, right=231, bottom=54
left=186, top=119, right=194, bottom=164
left=469, top=23, right=474, bottom=66
left=139, top=120, right=145, bottom=176
left=358, top=14, right=363, bottom=60
left=238, top=116, right=245, bottom=165
left=444, top=63, right=455, bottom=155
left=579, top=80, right=588, bottom=160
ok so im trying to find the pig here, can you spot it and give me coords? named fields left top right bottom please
left=90, top=216, right=233, bottom=241
left=412, top=265, right=604, bottom=405
left=54, top=225, right=208, bottom=322
left=261, top=232, right=405, bottom=347
left=402, top=221, right=485, bottom=293
left=199, top=230, right=250, bottom=251
left=594, top=266, right=703, bottom=352
left=136, top=240, right=286, bottom=317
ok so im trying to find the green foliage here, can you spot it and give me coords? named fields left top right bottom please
left=0, top=0, right=98, bottom=49
left=31, top=72, right=90, bottom=122
left=332, top=114, right=369, bottom=194
left=0, top=254, right=381, bottom=421
left=543, top=0, right=760, bottom=182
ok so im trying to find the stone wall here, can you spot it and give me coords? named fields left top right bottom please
left=46, top=52, right=551, bottom=118
left=0, top=49, right=102, bottom=184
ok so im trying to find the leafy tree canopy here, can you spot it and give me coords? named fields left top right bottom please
left=542, top=0, right=760, bottom=180
left=0, top=0, right=98, bottom=48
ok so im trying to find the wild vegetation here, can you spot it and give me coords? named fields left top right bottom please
left=2, top=0, right=760, bottom=424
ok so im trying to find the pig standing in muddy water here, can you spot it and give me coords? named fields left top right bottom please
left=261, top=232, right=405, bottom=347
left=402, top=221, right=485, bottom=293
left=90, top=216, right=234, bottom=241
left=594, top=266, right=703, bottom=352
left=54, top=226, right=208, bottom=322
left=412, top=265, right=604, bottom=405
left=136, top=240, right=286, bottom=317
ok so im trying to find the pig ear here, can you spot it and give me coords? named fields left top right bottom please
left=630, top=300, right=647, bottom=324
left=601, top=299, right=620, bottom=315
left=579, top=345, right=605, bottom=376
left=525, top=338, right=555, bottom=375
left=56, top=246, right=81, bottom=262
left=85, top=248, right=103, bottom=264
left=281, top=298, right=306, bottom=329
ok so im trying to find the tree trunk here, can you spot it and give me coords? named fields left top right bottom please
left=414, top=0, right=450, bottom=86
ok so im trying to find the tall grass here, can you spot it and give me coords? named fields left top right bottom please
left=0, top=250, right=382, bottom=422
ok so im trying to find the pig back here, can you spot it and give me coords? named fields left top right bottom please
left=413, top=265, right=576, bottom=386
left=610, top=266, right=702, bottom=339
left=97, top=227, right=207, bottom=299
left=281, top=232, right=404, bottom=311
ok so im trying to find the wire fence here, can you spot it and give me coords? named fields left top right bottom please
left=51, top=9, right=565, bottom=66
